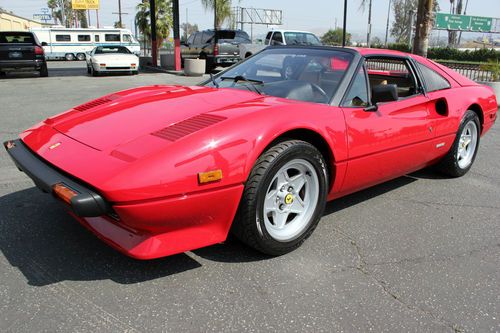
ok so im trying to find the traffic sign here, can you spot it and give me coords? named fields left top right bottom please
left=435, top=13, right=497, bottom=32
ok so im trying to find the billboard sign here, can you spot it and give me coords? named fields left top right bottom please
left=72, top=0, right=99, bottom=10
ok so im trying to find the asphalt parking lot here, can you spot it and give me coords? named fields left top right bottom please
left=0, top=61, right=499, bottom=332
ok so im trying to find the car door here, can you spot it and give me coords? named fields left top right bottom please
left=340, top=57, right=435, bottom=194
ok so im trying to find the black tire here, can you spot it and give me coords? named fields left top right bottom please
left=39, top=64, right=48, bottom=77
left=65, top=53, right=75, bottom=61
left=231, top=140, right=328, bottom=256
left=436, top=110, right=481, bottom=177
left=91, top=66, right=99, bottom=77
left=0, top=71, right=6, bottom=76
left=76, top=53, right=86, bottom=61
left=87, top=65, right=91, bottom=74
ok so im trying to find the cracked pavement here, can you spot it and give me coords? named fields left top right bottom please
left=0, top=62, right=499, bottom=332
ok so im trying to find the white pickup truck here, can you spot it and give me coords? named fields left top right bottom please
left=239, top=29, right=321, bottom=59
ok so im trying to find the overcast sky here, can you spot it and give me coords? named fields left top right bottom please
left=1, top=0, right=499, bottom=40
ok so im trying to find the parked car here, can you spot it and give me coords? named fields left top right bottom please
left=181, top=29, right=251, bottom=73
left=0, top=31, right=48, bottom=77
left=4, top=46, right=497, bottom=259
left=239, top=29, right=321, bottom=59
left=86, top=45, right=139, bottom=76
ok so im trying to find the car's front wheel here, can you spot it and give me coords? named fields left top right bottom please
left=437, top=110, right=481, bottom=177
left=232, top=140, right=328, bottom=255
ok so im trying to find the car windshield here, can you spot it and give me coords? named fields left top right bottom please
left=95, top=46, right=131, bottom=54
left=206, top=47, right=354, bottom=104
left=284, top=32, right=321, bottom=46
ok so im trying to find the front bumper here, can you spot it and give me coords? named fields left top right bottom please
left=4, top=138, right=244, bottom=259
left=4, top=139, right=111, bottom=217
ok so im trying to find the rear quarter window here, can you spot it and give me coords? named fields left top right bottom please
left=416, top=62, right=451, bottom=92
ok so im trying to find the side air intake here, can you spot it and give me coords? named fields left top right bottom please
left=151, top=114, right=226, bottom=142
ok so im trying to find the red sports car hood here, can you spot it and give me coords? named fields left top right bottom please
left=48, top=85, right=262, bottom=152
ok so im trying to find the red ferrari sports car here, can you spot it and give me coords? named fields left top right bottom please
left=4, top=46, right=498, bottom=259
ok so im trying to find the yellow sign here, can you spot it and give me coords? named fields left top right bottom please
left=72, top=0, right=99, bottom=10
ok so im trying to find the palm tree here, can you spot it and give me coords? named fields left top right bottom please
left=359, top=0, right=373, bottom=47
left=135, top=0, right=172, bottom=51
left=412, top=0, right=434, bottom=56
left=201, top=0, right=233, bottom=29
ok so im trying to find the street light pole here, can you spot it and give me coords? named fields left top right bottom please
left=384, top=0, right=392, bottom=47
left=342, top=0, right=347, bottom=47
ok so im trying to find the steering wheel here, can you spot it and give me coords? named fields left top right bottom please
left=309, top=83, right=329, bottom=103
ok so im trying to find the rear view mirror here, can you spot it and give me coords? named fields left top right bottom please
left=371, top=84, right=398, bottom=104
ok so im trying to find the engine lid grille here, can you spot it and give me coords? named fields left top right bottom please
left=151, top=114, right=226, bottom=142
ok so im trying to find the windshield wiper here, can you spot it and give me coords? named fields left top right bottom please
left=220, top=75, right=263, bottom=94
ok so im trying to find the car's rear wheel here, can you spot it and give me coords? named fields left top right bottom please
left=76, top=53, right=86, bottom=61
left=437, top=110, right=480, bottom=177
left=65, top=53, right=75, bottom=61
left=232, top=140, right=328, bottom=255
left=39, top=64, right=48, bottom=77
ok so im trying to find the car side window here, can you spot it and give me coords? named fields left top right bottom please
left=365, top=57, right=420, bottom=102
left=55, top=35, right=71, bottom=42
left=415, top=62, right=451, bottom=92
left=342, top=66, right=369, bottom=107
left=187, top=34, right=195, bottom=44
left=264, top=32, right=272, bottom=44
left=272, top=32, right=283, bottom=45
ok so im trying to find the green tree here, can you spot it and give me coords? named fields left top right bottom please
left=321, top=28, right=351, bottom=46
left=135, top=0, right=173, bottom=50
left=390, top=0, right=439, bottom=44
left=201, top=0, right=233, bottom=29
left=181, top=22, right=199, bottom=41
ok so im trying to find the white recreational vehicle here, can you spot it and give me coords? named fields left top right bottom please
left=30, top=27, right=140, bottom=60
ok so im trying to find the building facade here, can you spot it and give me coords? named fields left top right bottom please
left=0, top=11, right=49, bottom=31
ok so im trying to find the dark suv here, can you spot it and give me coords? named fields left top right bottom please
left=181, top=29, right=250, bottom=73
left=0, top=31, right=48, bottom=77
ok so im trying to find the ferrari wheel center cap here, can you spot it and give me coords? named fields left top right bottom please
left=285, top=193, right=294, bottom=204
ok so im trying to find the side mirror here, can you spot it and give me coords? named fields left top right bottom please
left=364, top=104, right=378, bottom=112
left=41, top=42, right=48, bottom=46
left=371, top=84, right=398, bottom=104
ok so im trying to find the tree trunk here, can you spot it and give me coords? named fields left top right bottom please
left=412, top=0, right=433, bottom=57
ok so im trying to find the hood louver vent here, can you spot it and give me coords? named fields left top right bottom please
left=73, top=95, right=119, bottom=111
left=151, top=114, right=226, bottom=142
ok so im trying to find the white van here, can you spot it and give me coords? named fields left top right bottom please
left=31, top=27, right=140, bottom=61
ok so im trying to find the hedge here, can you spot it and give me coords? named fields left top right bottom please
left=374, top=43, right=500, bottom=62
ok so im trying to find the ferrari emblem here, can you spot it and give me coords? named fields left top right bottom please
left=285, top=194, right=294, bottom=204
left=49, top=142, right=61, bottom=150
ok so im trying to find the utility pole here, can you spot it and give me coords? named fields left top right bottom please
left=342, top=0, right=347, bottom=47
left=59, top=0, right=66, bottom=27
left=384, top=0, right=392, bottom=47
left=366, top=0, right=373, bottom=47
left=150, top=0, right=157, bottom=66
left=118, top=0, right=122, bottom=28
left=214, top=0, right=218, bottom=30
left=87, top=9, right=91, bottom=27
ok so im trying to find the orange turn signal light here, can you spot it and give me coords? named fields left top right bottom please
left=99, top=63, right=106, bottom=67
left=53, top=183, right=77, bottom=205
left=198, top=169, right=223, bottom=184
